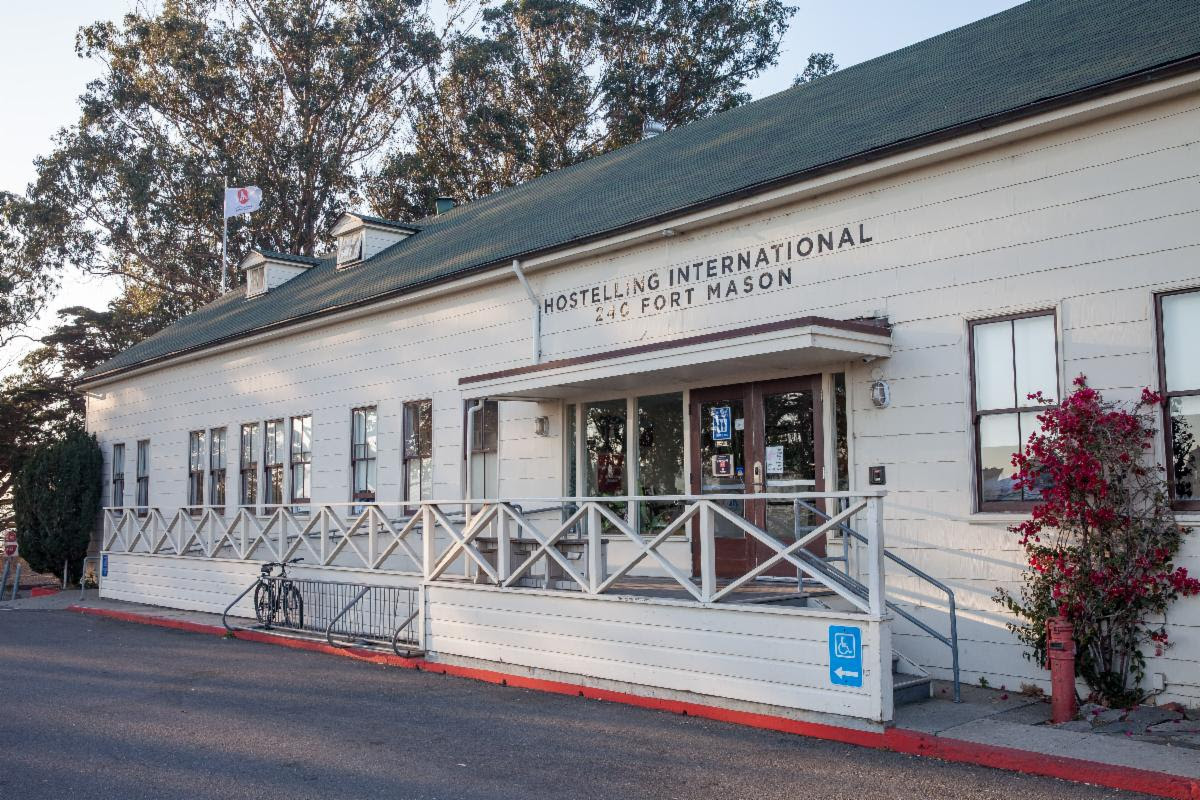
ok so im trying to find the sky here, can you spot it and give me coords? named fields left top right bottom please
left=0, top=0, right=1024, bottom=374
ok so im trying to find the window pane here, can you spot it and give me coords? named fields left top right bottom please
left=565, top=404, right=577, bottom=498
left=637, top=393, right=684, bottom=532
left=973, top=320, right=1016, bottom=411
left=830, top=373, right=849, bottom=491
left=471, top=400, right=498, bottom=453
left=1170, top=395, right=1200, bottom=501
left=585, top=399, right=627, bottom=497
left=405, top=400, right=432, bottom=458
left=1018, top=411, right=1048, bottom=501
left=1014, top=315, right=1057, bottom=405
left=365, top=408, right=377, bottom=457
left=112, top=444, right=124, bottom=478
left=979, top=413, right=1021, bottom=503
left=1163, top=292, right=1200, bottom=392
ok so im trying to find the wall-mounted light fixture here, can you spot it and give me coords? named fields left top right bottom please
left=870, top=380, right=891, bottom=409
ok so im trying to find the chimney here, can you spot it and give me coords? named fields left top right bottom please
left=434, top=197, right=457, bottom=215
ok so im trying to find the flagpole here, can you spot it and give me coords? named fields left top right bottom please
left=220, top=175, right=228, bottom=294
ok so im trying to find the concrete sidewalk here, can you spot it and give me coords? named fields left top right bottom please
left=9, top=593, right=1199, bottom=799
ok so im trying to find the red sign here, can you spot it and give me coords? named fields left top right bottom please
left=3, top=530, right=15, bottom=558
left=3, top=544, right=14, bottom=558
left=237, top=187, right=249, bottom=204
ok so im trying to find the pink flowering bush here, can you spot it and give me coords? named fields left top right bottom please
left=994, top=376, right=1200, bottom=707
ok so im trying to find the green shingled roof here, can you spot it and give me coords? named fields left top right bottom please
left=82, top=0, right=1200, bottom=384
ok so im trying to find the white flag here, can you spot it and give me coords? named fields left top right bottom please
left=224, top=186, right=263, bottom=218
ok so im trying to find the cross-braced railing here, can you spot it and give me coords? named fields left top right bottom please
left=102, top=504, right=426, bottom=574
left=102, top=491, right=888, bottom=614
left=418, top=492, right=887, bottom=614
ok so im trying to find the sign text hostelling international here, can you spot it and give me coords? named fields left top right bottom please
left=542, top=224, right=872, bottom=323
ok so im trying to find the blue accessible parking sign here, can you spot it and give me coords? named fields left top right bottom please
left=828, top=625, right=863, bottom=687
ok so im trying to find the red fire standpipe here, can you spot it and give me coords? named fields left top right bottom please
left=1047, top=613, right=1078, bottom=724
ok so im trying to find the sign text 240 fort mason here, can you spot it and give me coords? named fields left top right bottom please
left=542, top=224, right=872, bottom=323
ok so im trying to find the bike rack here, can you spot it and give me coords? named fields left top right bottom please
left=222, top=578, right=263, bottom=634
left=325, top=586, right=371, bottom=647
left=224, top=575, right=420, bottom=656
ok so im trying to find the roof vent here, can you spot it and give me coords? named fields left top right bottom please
left=434, top=196, right=457, bottom=215
left=330, top=212, right=420, bottom=269
left=239, top=250, right=321, bottom=298
left=641, top=118, right=667, bottom=139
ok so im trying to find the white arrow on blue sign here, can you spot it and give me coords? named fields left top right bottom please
left=828, top=625, right=863, bottom=687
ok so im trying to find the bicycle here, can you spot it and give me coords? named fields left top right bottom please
left=253, top=558, right=304, bottom=629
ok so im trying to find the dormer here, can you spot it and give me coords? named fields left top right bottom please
left=240, top=249, right=321, bottom=299
left=330, top=212, right=419, bottom=269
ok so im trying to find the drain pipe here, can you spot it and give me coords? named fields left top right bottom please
left=463, top=398, right=486, bottom=519
left=511, top=259, right=541, bottom=363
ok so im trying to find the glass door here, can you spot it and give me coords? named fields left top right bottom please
left=690, top=376, right=825, bottom=579
left=690, top=385, right=754, bottom=576
left=754, top=376, right=825, bottom=577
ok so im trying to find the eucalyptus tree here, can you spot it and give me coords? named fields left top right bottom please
left=24, top=0, right=443, bottom=314
left=368, top=0, right=799, bottom=220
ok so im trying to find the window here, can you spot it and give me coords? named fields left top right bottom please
left=469, top=400, right=498, bottom=499
left=187, top=431, right=205, bottom=511
left=970, top=312, right=1059, bottom=510
left=111, top=443, right=125, bottom=507
left=351, top=407, right=378, bottom=504
left=404, top=400, right=433, bottom=504
left=832, top=373, right=850, bottom=492
left=240, top=423, right=259, bottom=510
left=208, top=428, right=227, bottom=510
left=637, top=393, right=684, bottom=533
left=585, top=399, right=628, bottom=526
left=263, top=419, right=285, bottom=508
left=290, top=414, right=312, bottom=507
left=136, top=440, right=150, bottom=513
left=1157, top=289, right=1200, bottom=510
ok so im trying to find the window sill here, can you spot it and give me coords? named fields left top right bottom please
left=960, top=513, right=1030, bottom=526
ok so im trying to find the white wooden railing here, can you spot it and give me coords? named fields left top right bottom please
left=101, top=491, right=887, bottom=615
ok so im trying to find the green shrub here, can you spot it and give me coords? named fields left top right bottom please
left=12, top=427, right=102, bottom=583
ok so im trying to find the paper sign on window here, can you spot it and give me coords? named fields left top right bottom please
left=710, top=406, right=731, bottom=441
left=765, top=445, right=784, bottom=475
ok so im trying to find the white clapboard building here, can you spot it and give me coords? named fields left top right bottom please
left=80, top=0, right=1200, bottom=725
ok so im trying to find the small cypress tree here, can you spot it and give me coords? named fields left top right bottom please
left=12, top=427, right=103, bottom=583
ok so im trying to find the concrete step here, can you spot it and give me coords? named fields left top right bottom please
left=892, top=651, right=933, bottom=706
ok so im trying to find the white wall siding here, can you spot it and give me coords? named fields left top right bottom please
left=425, top=583, right=892, bottom=722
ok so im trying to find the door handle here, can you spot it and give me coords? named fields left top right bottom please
left=752, top=461, right=763, bottom=493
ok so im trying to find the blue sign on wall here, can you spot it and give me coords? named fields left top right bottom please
left=710, top=406, right=732, bottom=441
left=828, top=625, right=863, bottom=687
left=101, top=554, right=108, bottom=578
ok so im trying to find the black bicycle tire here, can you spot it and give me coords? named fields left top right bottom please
left=253, top=582, right=274, bottom=628
left=282, top=584, right=304, bottom=629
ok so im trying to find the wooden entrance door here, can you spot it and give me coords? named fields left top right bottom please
left=689, top=376, right=825, bottom=579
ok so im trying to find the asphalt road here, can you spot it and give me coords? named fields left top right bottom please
left=0, top=609, right=1149, bottom=800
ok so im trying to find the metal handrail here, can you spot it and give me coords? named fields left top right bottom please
left=798, top=500, right=961, bottom=702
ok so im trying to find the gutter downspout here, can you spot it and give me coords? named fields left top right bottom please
left=511, top=259, right=541, bottom=363
left=463, top=398, right=486, bottom=522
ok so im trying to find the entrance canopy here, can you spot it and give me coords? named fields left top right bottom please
left=458, top=316, right=891, bottom=399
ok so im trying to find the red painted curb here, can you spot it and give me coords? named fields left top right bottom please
left=30, top=587, right=61, bottom=597
left=68, top=605, right=1200, bottom=799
